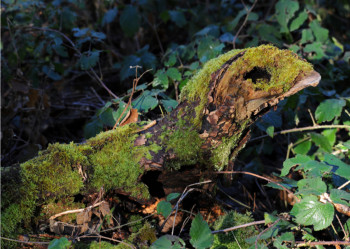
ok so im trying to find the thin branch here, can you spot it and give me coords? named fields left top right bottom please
left=216, top=171, right=299, bottom=202
left=338, top=180, right=350, bottom=190
left=249, top=124, right=350, bottom=142
left=0, top=236, right=50, bottom=245
left=212, top=220, right=265, bottom=234
left=292, top=240, right=350, bottom=247
left=49, top=201, right=106, bottom=220
left=232, top=0, right=258, bottom=48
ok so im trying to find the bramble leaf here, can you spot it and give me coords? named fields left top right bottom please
left=310, top=133, right=332, bottom=153
left=157, top=200, right=172, bottom=217
left=102, top=8, right=118, bottom=26
left=190, top=214, right=214, bottom=249
left=49, top=237, right=71, bottom=249
left=291, top=195, right=334, bottom=231
left=315, top=99, right=346, bottom=123
left=281, top=155, right=311, bottom=176
left=166, top=193, right=180, bottom=202
left=151, top=235, right=185, bottom=249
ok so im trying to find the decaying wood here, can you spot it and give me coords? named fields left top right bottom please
left=1, top=45, right=321, bottom=238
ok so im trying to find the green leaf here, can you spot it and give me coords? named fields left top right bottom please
left=226, top=9, right=246, bottom=31
left=264, top=213, right=279, bottom=224
left=304, top=42, right=326, bottom=60
left=154, top=69, right=169, bottom=89
left=275, top=0, right=299, bottom=33
left=132, top=90, right=159, bottom=113
left=165, top=53, right=177, bottom=67
left=166, top=68, right=181, bottom=81
left=151, top=235, right=185, bottom=249
left=42, top=65, right=62, bottom=81
left=190, top=214, right=214, bottom=249
left=294, top=140, right=311, bottom=155
left=99, top=107, right=116, bottom=127
left=324, top=153, right=350, bottom=180
left=49, top=237, right=71, bottom=249
left=291, top=195, right=334, bottom=231
left=102, top=7, right=118, bottom=26
left=310, top=20, right=329, bottom=43
left=297, top=178, right=327, bottom=195
left=289, top=10, right=308, bottom=31
left=157, top=200, right=172, bottom=217
left=281, top=154, right=311, bottom=176
left=161, top=99, right=178, bottom=113
left=84, top=119, right=103, bottom=139
left=266, top=126, right=274, bottom=138
left=322, top=129, right=337, bottom=146
left=315, top=99, right=346, bottom=123
left=310, top=133, right=332, bottom=153
left=330, top=189, right=350, bottom=205
left=79, top=51, right=100, bottom=70
left=169, top=10, right=187, bottom=28
left=120, top=55, right=141, bottom=80
left=296, top=160, right=332, bottom=177
left=197, top=36, right=222, bottom=62
left=273, top=232, right=294, bottom=249
left=166, top=193, right=180, bottom=202
left=120, top=5, right=140, bottom=37
left=300, top=29, right=314, bottom=44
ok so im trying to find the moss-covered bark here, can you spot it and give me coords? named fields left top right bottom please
left=1, top=45, right=320, bottom=240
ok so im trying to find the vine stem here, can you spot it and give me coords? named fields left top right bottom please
left=249, top=124, right=350, bottom=142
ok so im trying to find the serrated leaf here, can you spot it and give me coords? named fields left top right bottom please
left=324, top=153, right=350, bottom=180
left=290, top=10, right=308, bottom=31
left=49, top=237, right=71, bottom=249
left=304, top=42, right=326, bottom=60
left=151, top=235, right=185, bottom=249
left=297, top=178, right=327, bottom=195
left=322, top=129, right=337, bottom=146
left=169, top=10, right=187, bottom=28
left=157, top=200, right=172, bottom=217
left=79, top=51, right=100, bottom=70
left=102, top=7, right=118, bottom=26
left=294, top=140, right=311, bottom=155
left=154, top=69, right=169, bottom=89
left=330, top=189, right=350, bottom=205
left=281, top=154, right=311, bottom=176
left=264, top=213, right=279, bottom=224
left=166, top=193, right=180, bottom=201
left=315, top=99, right=346, bottom=123
left=132, top=90, right=159, bottom=113
left=190, top=214, right=213, bottom=249
left=291, top=195, right=334, bottom=231
left=72, top=27, right=89, bottom=37
left=161, top=99, right=178, bottom=113
left=165, top=53, right=177, bottom=67
left=310, top=133, right=332, bottom=153
left=166, top=68, right=181, bottom=81
left=120, top=5, right=140, bottom=37
left=297, top=160, right=332, bottom=177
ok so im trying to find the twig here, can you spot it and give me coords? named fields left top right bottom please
left=212, top=220, right=265, bottom=234
left=308, top=109, right=317, bottom=126
left=255, top=218, right=281, bottom=249
left=232, top=0, right=258, bottom=48
left=216, top=171, right=299, bottom=202
left=49, top=201, right=106, bottom=220
left=292, top=240, right=350, bottom=247
left=249, top=124, right=350, bottom=142
left=0, top=236, right=50, bottom=245
left=338, top=180, right=350, bottom=190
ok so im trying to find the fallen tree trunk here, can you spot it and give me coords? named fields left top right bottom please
left=1, top=45, right=320, bottom=238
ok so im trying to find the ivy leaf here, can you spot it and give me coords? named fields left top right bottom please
left=289, top=10, right=308, bottom=31
left=151, top=235, right=185, bottom=249
left=79, top=51, right=100, bottom=70
left=120, top=5, right=140, bottom=37
left=315, top=99, right=346, bottom=123
left=310, top=133, right=332, bottom=153
left=190, top=214, right=214, bottom=249
left=324, top=153, right=350, bottom=180
left=49, top=237, right=71, bottom=249
left=169, top=10, right=187, bottom=28
left=166, top=68, right=181, bottom=81
left=281, top=154, right=311, bottom=176
left=275, top=0, right=299, bottom=33
left=166, top=193, right=180, bottom=202
left=291, top=195, right=334, bottom=231
left=157, top=200, right=172, bottom=217
left=102, top=8, right=118, bottom=26
left=310, top=20, right=329, bottom=43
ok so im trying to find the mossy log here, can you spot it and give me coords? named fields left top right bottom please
left=1, top=45, right=321, bottom=237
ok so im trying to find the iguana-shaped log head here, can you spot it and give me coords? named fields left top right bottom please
left=146, top=45, right=320, bottom=172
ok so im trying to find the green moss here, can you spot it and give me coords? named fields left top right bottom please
left=180, top=45, right=313, bottom=128
left=89, top=241, right=119, bottom=249
left=116, top=222, right=156, bottom=249
left=162, top=120, right=204, bottom=170
left=211, top=211, right=259, bottom=249
left=88, top=124, right=161, bottom=199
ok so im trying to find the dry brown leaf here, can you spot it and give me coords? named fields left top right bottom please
left=120, top=108, right=139, bottom=126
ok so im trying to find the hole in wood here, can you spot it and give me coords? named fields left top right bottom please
left=244, top=67, right=271, bottom=85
